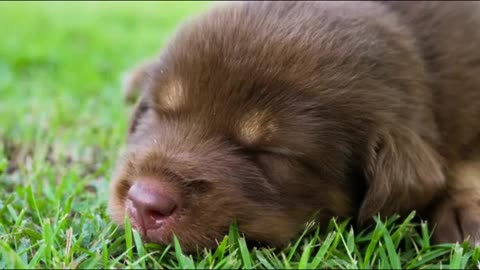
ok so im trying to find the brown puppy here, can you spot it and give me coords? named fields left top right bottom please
left=108, top=1, right=480, bottom=251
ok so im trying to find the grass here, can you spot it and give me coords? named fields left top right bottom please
left=0, top=1, right=478, bottom=268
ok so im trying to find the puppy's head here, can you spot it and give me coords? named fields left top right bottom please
left=109, top=57, right=360, bottom=251
left=109, top=1, right=446, bottom=252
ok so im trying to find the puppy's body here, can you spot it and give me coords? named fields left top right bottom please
left=383, top=2, right=480, bottom=243
left=384, top=1, right=480, bottom=160
left=109, top=1, right=480, bottom=250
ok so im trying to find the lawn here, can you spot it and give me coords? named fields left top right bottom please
left=0, top=1, right=478, bottom=269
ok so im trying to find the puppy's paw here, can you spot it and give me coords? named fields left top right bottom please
left=431, top=197, right=480, bottom=246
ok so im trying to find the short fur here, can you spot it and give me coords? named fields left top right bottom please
left=108, top=1, right=480, bottom=251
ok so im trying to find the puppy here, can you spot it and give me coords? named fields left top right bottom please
left=108, top=1, right=480, bottom=251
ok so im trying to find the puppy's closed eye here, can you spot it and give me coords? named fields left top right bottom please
left=245, top=148, right=306, bottom=182
left=183, top=180, right=211, bottom=194
left=128, top=98, right=149, bottom=135
left=240, top=148, right=289, bottom=166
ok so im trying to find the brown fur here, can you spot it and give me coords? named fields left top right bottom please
left=108, top=1, right=480, bottom=251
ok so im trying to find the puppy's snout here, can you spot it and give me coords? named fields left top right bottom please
left=126, top=180, right=177, bottom=233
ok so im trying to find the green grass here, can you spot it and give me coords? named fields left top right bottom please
left=0, top=1, right=478, bottom=268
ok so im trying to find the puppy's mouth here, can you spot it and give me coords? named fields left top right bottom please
left=124, top=179, right=180, bottom=244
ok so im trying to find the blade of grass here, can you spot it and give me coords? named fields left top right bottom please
left=298, top=226, right=319, bottom=269
left=407, top=247, right=450, bottom=269
left=362, top=221, right=384, bottom=268
left=380, top=222, right=401, bottom=269
left=281, top=252, right=292, bottom=269
left=132, top=229, right=146, bottom=269
left=123, top=214, right=133, bottom=262
left=309, top=231, right=336, bottom=269
left=173, top=234, right=195, bottom=269
left=421, top=221, right=431, bottom=249
left=377, top=244, right=391, bottom=269
left=287, top=225, right=310, bottom=261
left=212, top=236, right=228, bottom=263
left=391, top=211, right=416, bottom=247
left=0, top=240, right=29, bottom=269
left=238, top=236, right=253, bottom=269
left=256, top=251, right=275, bottom=269
left=298, top=239, right=313, bottom=269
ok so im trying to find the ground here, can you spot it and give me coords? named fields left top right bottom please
left=0, top=1, right=478, bottom=268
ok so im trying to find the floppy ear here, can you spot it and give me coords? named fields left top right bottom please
left=121, top=59, right=157, bottom=104
left=358, top=124, right=446, bottom=224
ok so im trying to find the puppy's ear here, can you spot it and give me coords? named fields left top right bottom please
left=121, top=59, right=157, bottom=104
left=358, top=124, right=446, bottom=224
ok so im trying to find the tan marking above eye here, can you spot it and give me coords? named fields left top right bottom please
left=157, top=79, right=185, bottom=110
left=238, top=109, right=277, bottom=145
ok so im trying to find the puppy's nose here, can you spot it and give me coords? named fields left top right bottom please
left=126, top=180, right=177, bottom=233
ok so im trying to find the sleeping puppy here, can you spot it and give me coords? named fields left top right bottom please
left=108, top=1, right=480, bottom=251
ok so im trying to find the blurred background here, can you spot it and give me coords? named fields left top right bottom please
left=0, top=1, right=209, bottom=144
left=0, top=2, right=210, bottom=266
left=0, top=1, right=210, bottom=188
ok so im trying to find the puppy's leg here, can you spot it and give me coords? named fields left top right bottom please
left=431, top=161, right=480, bottom=245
